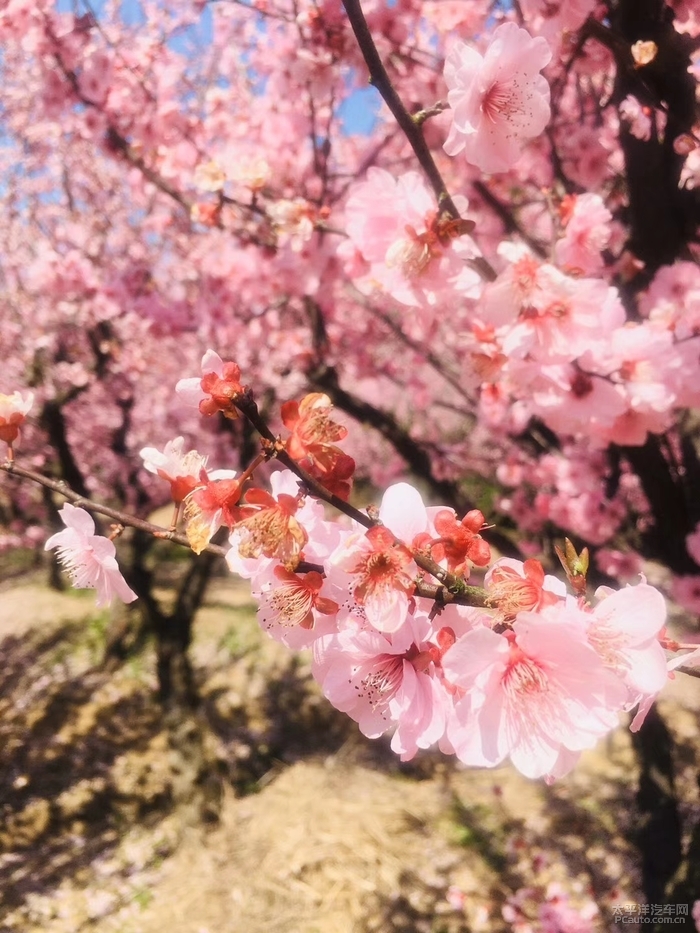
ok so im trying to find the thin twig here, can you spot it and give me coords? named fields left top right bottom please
left=4, top=455, right=487, bottom=607
left=675, top=665, right=700, bottom=680
left=341, top=0, right=457, bottom=215
left=472, top=180, right=548, bottom=259
left=1, top=460, right=228, bottom=559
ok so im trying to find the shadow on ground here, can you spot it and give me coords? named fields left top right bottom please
left=0, top=621, right=167, bottom=921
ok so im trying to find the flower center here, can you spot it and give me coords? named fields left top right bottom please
left=481, top=79, right=517, bottom=122
left=503, top=651, right=549, bottom=699
left=268, top=581, right=314, bottom=627
left=587, top=622, right=629, bottom=674
left=359, top=654, right=404, bottom=709
left=358, top=550, right=410, bottom=597
left=569, top=370, right=594, bottom=399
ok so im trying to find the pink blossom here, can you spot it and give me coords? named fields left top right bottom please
left=231, top=485, right=309, bottom=570
left=175, top=349, right=236, bottom=411
left=443, top=602, right=627, bottom=779
left=597, top=324, right=678, bottom=445
left=193, top=160, right=226, bottom=193
left=183, top=468, right=241, bottom=554
left=504, top=882, right=598, bottom=933
left=671, top=574, right=700, bottom=616
left=330, top=524, right=415, bottom=634
left=139, top=436, right=207, bottom=504
left=312, top=609, right=461, bottom=759
left=588, top=582, right=668, bottom=703
left=557, top=123, right=614, bottom=189
left=495, top=446, right=629, bottom=547
left=342, top=168, right=479, bottom=307
left=267, top=198, right=316, bottom=251
left=443, top=24, right=552, bottom=174
left=175, top=352, right=247, bottom=420
left=525, top=362, right=627, bottom=440
left=477, top=246, right=543, bottom=328
left=228, top=154, right=270, bottom=191
left=445, top=884, right=467, bottom=911
left=478, top=249, right=625, bottom=364
left=630, top=636, right=699, bottom=733
left=594, top=548, right=643, bottom=582
left=554, top=193, right=612, bottom=275
left=485, top=557, right=565, bottom=619
left=44, top=504, right=137, bottom=608
left=422, top=1, right=485, bottom=34
left=538, top=888, right=598, bottom=933
left=501, top=272, right=626, bottom=363
left=426, top=508, right=491, bottom=578
left=638, top=261, right=700, bottom=339
left=256, top=565, right=339, bottom=649
left=78, top=52, right=113, bottom=106
left=326, top=482, right=430, bottom=634
left=227, top=469, right=340, bottom=581
left=519, top=0, right=597, bottom=53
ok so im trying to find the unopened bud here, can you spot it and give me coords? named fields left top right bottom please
left=554, top=538, right=589, bottom=596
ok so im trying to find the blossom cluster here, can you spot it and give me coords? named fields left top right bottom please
left=230, top=472, right=670, bottom=780
left=344, top=174, right=700, bottom=450
left=13, top=353, right=685, bottom=784
left=133, top=346, right=676, bottom=781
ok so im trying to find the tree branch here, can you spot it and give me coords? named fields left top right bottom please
left=472, top=180, right=548, bottom=259
left=0, top=460, right=228, bottom=560
left=4, top=408, right=494, bottom=609
left=340, top=0, right=497, bottom=282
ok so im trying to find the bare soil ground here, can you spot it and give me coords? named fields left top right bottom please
left=1, top=574, right=699, bottom=933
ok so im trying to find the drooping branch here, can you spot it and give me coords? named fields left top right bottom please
left=2, top=450, right=488, bottom=609
left=0, top=460, right=228, bottom=559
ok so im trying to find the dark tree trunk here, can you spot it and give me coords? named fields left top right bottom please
left=103, top=530, right=217, bottom=708
left=630, top=705, right=682, bottom=906
left=610, top=0, right=699, bottom=285
left=155, top=551, right=217, bottom=708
